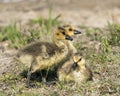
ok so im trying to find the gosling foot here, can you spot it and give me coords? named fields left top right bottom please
left=26, top=81, right=36, bottom=88
left=46, top=81, right=57, bottom=86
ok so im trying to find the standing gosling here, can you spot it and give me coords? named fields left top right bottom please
left=58, top=53, right=92, bottom=83
left=17, top=25, right=81, bottom=87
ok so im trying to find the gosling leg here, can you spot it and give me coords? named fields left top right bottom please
left=40, top=70, right=47, bottom=83
left=26, top=67, right=32, bottom=88
left=26, top=58, right=36, bottom=88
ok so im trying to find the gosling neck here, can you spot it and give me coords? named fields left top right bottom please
left=65, top=41, right=77, bottom=55
left=52, top=32, right=67, bottom=50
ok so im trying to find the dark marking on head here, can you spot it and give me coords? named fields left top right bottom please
left=63, top=25, right=70, bottom=27
left=58, top=27, right=65, bottom=31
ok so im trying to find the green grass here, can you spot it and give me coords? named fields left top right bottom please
left=107, top=22, right=120, bottom=46
left=0, top=8, right=61, bottom=49
left=0, top=23, right=25, bottom=49
left=29, top=7, right=61, bottom=35
left=77, top=25, right=112, bottom=63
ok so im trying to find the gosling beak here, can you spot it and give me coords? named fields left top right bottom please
left=74, top=30, right=82, bottom=34
left=72, top=62, right=78, bottom=70
left=65, top=35, right=73, bottom=41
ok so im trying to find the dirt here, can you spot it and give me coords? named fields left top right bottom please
left=0, top=0, right=120, bottom=27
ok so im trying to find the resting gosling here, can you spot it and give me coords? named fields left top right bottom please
left=17, top=25, right=81, bottom=87
left=58, top=53, right=92, bottom=83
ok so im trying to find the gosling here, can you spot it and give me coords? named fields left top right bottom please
left=17, top=25, right=81, bottom=87
left=58, top=53, right=93, bottom=83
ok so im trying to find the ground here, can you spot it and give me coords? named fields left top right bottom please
left=0, top=0, right=120, bottom=96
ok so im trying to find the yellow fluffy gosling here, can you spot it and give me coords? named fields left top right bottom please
left=58, top=53, right=92, bottom=83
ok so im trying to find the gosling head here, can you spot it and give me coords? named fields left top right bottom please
left=71, top=53, right=93, bottom=82
left=54, top=29, right=73, bottom=41
left=58, top=25, right=82, bottom=36
left=53, top=25, right=82, bottom=46
left=72, top=54, right=85, bottom=70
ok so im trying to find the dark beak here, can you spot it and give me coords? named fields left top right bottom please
left=74, top=30, right=82, bottom=34
left=72, top=62, right=78, bottom=70
left=65, top=35, right=73, bottom=41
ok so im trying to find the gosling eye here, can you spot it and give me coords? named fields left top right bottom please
left=62, top=31, right=65, bottom=35
left=69, top=28, right=73, bottom=31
